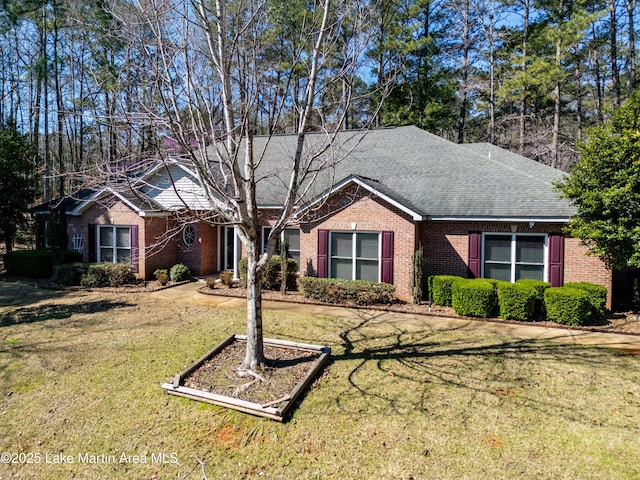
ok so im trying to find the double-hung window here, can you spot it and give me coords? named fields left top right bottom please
left=330, top=232, right=379, bottom=282
left=98, top=225, right=131, bottom=263
left=483, top=234, right=546, bottom=282
left=262, top=227, right=301, bottom=269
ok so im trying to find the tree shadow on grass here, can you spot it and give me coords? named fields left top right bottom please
left=0, top=280, right=69, bottom=307
left=292, top=308, right=640, bottom=430
left=0, top=300, right=135, bottom=327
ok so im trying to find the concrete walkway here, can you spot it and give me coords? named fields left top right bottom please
left=151, top=281, right=640, bottom=354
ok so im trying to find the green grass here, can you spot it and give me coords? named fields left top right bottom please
left=1, top=281, right=639, bottom=479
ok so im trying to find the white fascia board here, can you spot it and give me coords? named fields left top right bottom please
left=70, top=188, right=144, bottom=216
left=427, top=216, right=571, bottom=223
left=297, top=176, right=424, bottom=221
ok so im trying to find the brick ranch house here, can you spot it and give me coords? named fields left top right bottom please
left=50, top=126, right=614, bottom=308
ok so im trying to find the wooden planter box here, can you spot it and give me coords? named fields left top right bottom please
left=161, top=334, right=331, bottom=421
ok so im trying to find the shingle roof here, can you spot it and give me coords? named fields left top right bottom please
left=246, top=125, right=575, bottom=220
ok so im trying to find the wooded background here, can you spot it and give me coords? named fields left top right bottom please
left=1, top=0, right=635, bottom=201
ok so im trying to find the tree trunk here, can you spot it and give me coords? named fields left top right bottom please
left=519, top=0, right=530, bottom=154
left=457, top=0, right=470, bottom=144
left=609, top=0, right=621, bottom=107
left=628, top=0, right=637, bottom=92
left=242, top=241, right=266, bottom=371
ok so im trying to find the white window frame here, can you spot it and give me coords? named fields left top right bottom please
left=328, top=231, right=381, bottom=282
left=261, top=227, right=301, bottom=271
left=97, top=225, right=131, bottom=264
left=481, top=233, right=548, bottom=283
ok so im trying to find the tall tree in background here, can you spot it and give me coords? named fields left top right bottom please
left=0, top=120, right=37, bottom=252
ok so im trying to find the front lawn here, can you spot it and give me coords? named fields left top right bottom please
left=1, top=281, right=639, bottom=479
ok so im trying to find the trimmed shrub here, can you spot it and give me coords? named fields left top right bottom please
left=451, top=278, right=496, bottom=318
left=80, top=263, right=136, bottom=288
left=219, top=270, right=234, bottom=287
left=516, top=279, right=550, bottom=317
left=205, top=277, right=217, bottom=289
left=429, top=275, right=462, bottom=307
left=544, top=287, right=592, bottom=326
left=157, top=273, right=169, bottom=286
left=239, top=256, right=298, bottom=291
left=52, top=262, right=88, bottom=286
left=170, top=263, right=191, bottom=282
left=4, top=249, right=83, bottom=279
left=497, top=282, right=537, bottom=321
left=154, top=268, right=169, bottom=280
left=564, top=282, right=607, bottom=316
left=297, top=277, right=396, bottom=306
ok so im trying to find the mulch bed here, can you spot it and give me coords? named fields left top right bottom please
left=182, top=341, right=321, bottom=405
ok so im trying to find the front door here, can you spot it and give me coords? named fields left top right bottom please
left=221, top=226, right=240, bottom=278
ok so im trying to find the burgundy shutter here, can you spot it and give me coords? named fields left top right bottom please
left=548, top=234, right=564, bottom=287
left=468, top=232, right=482, bottom=278
left=381, top=231, right=394, bottom=284
left=317, top=229, right=329, bottom=278
left=130, top=225, right=139, bottom=273
left=88, top=224, right=97, bottom=263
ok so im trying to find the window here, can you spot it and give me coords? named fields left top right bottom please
left=483, top=234, right=545, bottom=282
left=98, top=225, right=131, bottom=263
left=330, top=232, right=379, bottom=282
left=262, top=227, right=301, bottom=269
left=183, top=225, right=196, bottom=246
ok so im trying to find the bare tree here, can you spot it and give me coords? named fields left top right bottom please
left=104, top=0, right=386, bottom=373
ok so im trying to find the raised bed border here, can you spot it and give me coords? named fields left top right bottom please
left=161, top=334, right=331, bottom=421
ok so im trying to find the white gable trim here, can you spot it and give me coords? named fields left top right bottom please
left=69, top=188, right=145, bottom=217
left=296, top=176, right=423, bottom=221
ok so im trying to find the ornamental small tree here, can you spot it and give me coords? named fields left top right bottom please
left=557, top=90, right=640, bottom=269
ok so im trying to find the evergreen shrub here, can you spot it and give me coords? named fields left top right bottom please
left=451, top=278, right=496, bottom=318
left=564, top=282, right=607, bottom=316
left=429, top=275, right=462, bottom=307
left=169, top=263, right=191, bottom=282
left=238, top=256, right=298, bottom=291
left=297, top=277, right=396, bottom=305
left=544, top=287, right=592, bottom=326
left=497, top=282, right=537, bottom=321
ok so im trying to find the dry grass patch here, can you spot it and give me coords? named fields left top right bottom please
left=0, top=281, right=639, bottom=479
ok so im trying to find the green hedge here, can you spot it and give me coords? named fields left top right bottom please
left=52, top=263, right=88, bottom=286
left=429, top=275, right=462, bottom=307
left=297, top=277, right=395, bottom=306
left=239, top=256, right=298, bottom=291
left=497, top=282, right=537, bottom=321
left=516, top=279, right=550, bottom=317
left=80, top=263, right=137, bottom=288
left=451, top=278, right=496, bottom=318
left=3, top=250, right=82, bottom=279
left=564, top=282, right=607, bottom=316
left=544, top=287, right=592, bottom=326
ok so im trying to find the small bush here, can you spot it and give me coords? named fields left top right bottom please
left=544, top=287, right=592, bottom=326
left=80, top=263, right=136, bottom=288
left=205, top=277, right=217, bottom=289
left=516, top=279, right=550, bottom=317
left=154, top=268, right=169, bottom=280
left=451, top=278, right=496, bottom=318
left=564, top=282, right=607, bottom=316
left=170, top=264, right=191, bottom=282
left=4, top=249, right=83, bottom=279
left=219, top=270, right=234, bottom=287
left=429, top=275, right=462, bottom=307
left=157, top=273, right=169, bottom=286
left=239, top=256, right=298, bottom=291
left=297, top=277, right=396, bottom=306
left=52, top=263, right=88, bottom=286
left=497, top=282, right=537, bottom=321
